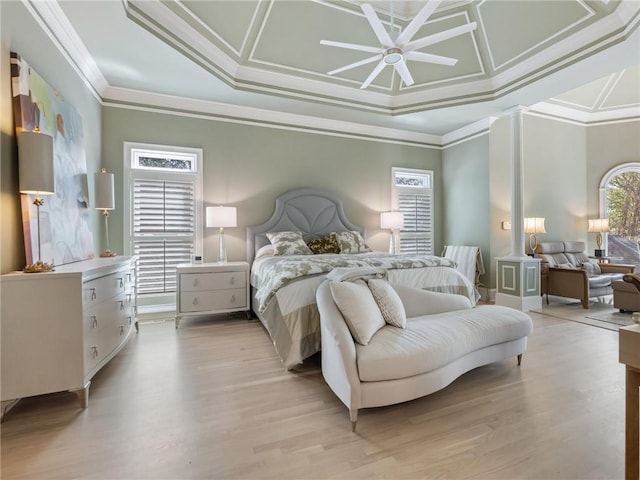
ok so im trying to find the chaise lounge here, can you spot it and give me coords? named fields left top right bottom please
left=316, top=278, right=533, bottom=432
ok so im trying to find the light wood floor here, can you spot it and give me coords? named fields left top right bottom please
left=1, top=298, right=629, bottom=479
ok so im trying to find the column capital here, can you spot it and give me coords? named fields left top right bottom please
left=503, top=105, right=530, bottom=116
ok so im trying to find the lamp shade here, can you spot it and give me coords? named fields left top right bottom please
left=380, top=211, right=404, bottom=230
left=524, top=217, right=546, bottom=234
left=95, top=169, right=115, bottom=210
left=17, top=130, right=54, bottom=195
left=587, top=218, right=610, bottom=233
left=206, top=206, right=237, bottom=228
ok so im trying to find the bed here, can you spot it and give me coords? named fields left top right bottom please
left=247, top=188, right=479, bottom=369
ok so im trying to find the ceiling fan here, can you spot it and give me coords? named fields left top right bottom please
left=320, top=1, right=477, bottom=89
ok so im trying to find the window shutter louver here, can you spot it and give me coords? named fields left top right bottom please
left=392, top=168, right=433, bottom=256
left=132, top=179, right=195, bottom=294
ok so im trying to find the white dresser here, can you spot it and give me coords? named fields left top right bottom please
left=175, top=261, right=250, bottom=328
left=1, top=256, right=137, bottom=418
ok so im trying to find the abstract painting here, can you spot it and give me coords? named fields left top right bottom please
left=11, top=52, right=95, bottom=265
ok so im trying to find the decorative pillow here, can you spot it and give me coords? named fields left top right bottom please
left=333, top=231, right=371, bottom=254
left=582, top=261, right=602, bottom=276
left=254, top=244, right=275, bottom=259
left=266, top=231, right=312, bottom=256
left=306, top=234, right=340, bottom=254
left=329, top=280, right=385, bottom=345
left=367, top=279, right=406, bottom=328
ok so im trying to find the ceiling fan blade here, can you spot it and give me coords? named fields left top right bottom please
left=404, top=22, right=477, bottom=52
left=405, top=51, right=458, bottom=66
left=320, top=39, right=382, bottom=54
left=395, top=0, right=444, bottom=47
left=327, top=54, right=382, bottom=75
left=394, top=59, right=415, bottom=87
left=361, top=60, right=387, bottom=89
left=361, top=3, right=394, bottom=48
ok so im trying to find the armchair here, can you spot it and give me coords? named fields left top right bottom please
left=535, top=241, right=635, bottom=309
left=613, top=273, right=640, bottom=312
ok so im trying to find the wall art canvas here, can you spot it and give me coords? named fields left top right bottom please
left=10, top=52, right=95, bottom=265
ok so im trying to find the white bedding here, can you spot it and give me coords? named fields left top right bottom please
left=251, top=252, right=479, bottom=369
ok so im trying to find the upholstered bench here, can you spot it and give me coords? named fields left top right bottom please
left=316, top=280, right=533, bottom=431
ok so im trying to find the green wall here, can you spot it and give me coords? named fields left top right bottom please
left=523, top=114, right=588, bottom=244
left=101, top=106, right=442, bottom=262
left=442, top=134, right=491, bottom=290
left=0, top=1, right=102, bottom=274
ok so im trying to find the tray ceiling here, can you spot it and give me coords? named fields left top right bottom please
left=38, top=0, right=640, bottom=137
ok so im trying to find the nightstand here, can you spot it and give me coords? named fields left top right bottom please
left=175, top=261, right=250, bottom=328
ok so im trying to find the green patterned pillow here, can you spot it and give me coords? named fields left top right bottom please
left=266, top=231, right=312, bottom=256
left=333, top=231, right=371, bottom=254
left=306, top=234, right=340, bottom=254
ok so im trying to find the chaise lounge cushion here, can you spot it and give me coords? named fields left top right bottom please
left=356, top=305, right=533, bottom=382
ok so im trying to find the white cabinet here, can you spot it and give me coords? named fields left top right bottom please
left=1, top=256, right=137, bottom=418
left=175, top=262, right=250, bottom=328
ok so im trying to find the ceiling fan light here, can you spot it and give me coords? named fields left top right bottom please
left=383, top=48, right=403, bottom=65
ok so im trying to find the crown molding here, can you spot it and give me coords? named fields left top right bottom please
left=25, top=0, right=108, bottom=98
left=102, top=86, right=442, bottom=147
left=528, top=101, right=640, bottom=125
left=441, top=117, right=497, bottom=148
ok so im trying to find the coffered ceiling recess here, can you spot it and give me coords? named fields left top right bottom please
left=122, top=0, right=640, bottom=115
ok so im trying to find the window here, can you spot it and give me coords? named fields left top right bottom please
left=601, top=162, right=640, bottom=271
left=391, top=167, right=433, bottom=255
left=124, top=143, right=203, bottom=304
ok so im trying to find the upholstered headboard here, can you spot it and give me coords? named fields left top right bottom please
left=246, top=188, right=365, bottom=263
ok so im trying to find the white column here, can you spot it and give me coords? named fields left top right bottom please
left=495, top=106, right=541, bottom=311
left=509, top=106, right=527, bottom=258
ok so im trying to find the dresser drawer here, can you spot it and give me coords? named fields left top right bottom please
left=180, top=288, right=247, bottom=313
left=83, top=271, right=127, bottom=305
left=180, top=271, right=245, bottom=292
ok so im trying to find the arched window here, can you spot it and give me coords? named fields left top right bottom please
left=600, top=162, right=640, bottom=270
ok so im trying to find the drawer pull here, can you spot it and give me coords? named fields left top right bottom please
left=230, top=277, right=235, bottom=285
left=127, top=273, right=132, bottom=283
left=91, top=315, right=98, bottom=329
left=90, top=288, right=97, bottom=300
left=230, top=294, right=236, bottom=303
left=119, top=300, right=125, bottom=311
left=118, top=277, right=124, bottom=288
left=119, top=325, right=125, bottom=335
left=128, top=316, right=132, bottom=325
left=192, top=297, right=199, bottom=306
left=192, top=278, right=199, bottom=287
left=91, top=346, right=98, bottom=359
left=127, top=294, right=132, bottom=303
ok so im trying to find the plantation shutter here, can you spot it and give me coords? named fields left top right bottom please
left=398, top=193, right=433, bottom=255
left=133, top=179, right=195, bottom=294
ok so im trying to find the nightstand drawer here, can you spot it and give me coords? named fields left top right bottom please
left=180, top=271, right=246, bottom=292
left=180, top=288, right=247, bottom=312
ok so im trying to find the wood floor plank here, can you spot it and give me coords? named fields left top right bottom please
left=1, top=304, right=628, bottom=479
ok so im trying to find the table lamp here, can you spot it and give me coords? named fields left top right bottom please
left=588, top=218, right=609, bottom=257
left=380, top=211, right=404, bottom=254
left=524, top=217, right=546, bottom=253
left=18, top=129, right=55, bottom=273
left=207, top=206, right=237, bottom=263
left=95, top=168, right=116, bottom=257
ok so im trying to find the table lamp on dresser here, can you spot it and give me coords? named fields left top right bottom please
left=17, top=129, right=55, bottom=272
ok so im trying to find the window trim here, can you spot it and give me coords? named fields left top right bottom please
left=391, top=167, right=434, bottom=255
left=123, top=142, right=203, bottom=304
